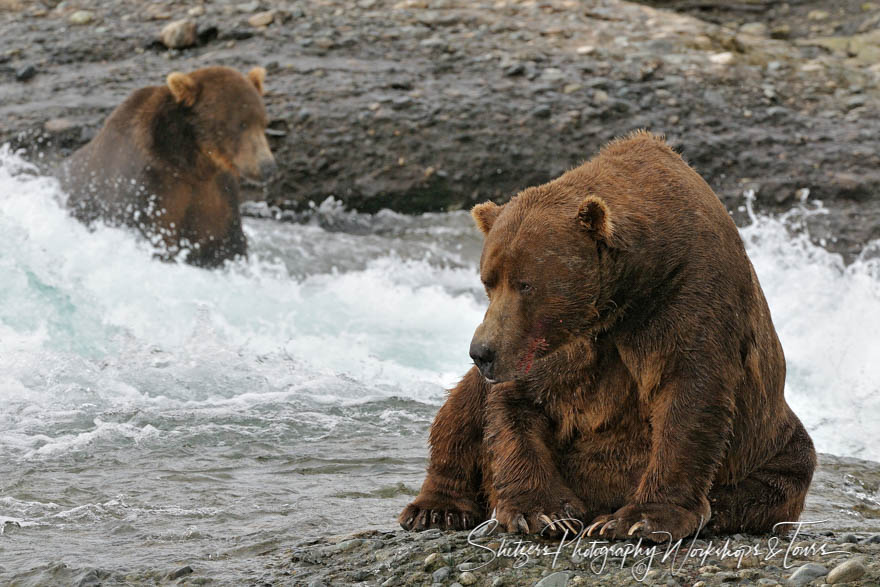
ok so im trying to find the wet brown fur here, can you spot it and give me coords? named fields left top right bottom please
left=62, top=66, right=275, bottom=268
left=400, top=131, right=816, bottom=541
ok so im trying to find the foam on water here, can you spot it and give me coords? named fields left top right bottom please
left=1, top=146, right=880, bottom=578
left=0, top=145, right=486, bottom=467
left=740, top=191, right=880, bottom=459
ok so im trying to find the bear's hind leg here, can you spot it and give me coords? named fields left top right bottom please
left=707, top=421, right=816, bottom=535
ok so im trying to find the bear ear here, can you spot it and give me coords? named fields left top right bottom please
left=247, top=67, right=267, bottom=96
left=577, top=195, right=614, bottom=243
left=166, top=72, right=198, bottom=107
left=471, top=201, right=501, bottom=235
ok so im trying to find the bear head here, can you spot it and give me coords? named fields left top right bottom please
left=468, top=188, right=620, bottom=383
left=163, top=66, right=276, bottom=181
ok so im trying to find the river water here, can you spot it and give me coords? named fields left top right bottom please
left=1, top=146, right=879, bottom=583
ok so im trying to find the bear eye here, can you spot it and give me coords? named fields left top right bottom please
left=239, top=122, right=248, bottom=130
left=518, top=282, right=533, bottom=293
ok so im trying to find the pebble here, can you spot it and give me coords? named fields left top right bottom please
left=248, top=11, right=274, bottom=27
left=423, top=552, right=447, bottom=571
left=68, top=10, right=94, bottom=25
left=44, top=118, right=74, bottom=133
left=237, top=1, right=260, bottom=13
left=740, top=22, right=767, bottom=36
left=458, top=571, right=476, bottom=585
left=432, top=567, right=450, bottom=582
left=15, top=64, right=36, bottom=81
left=787, top=562, right=828, bottom=586
left=846, top=95, right=868, bottom=110
left=770, top=24, right=791, bottom=39
left=826, top=558, right=866, bottom=584
left=535, top=571, right=571, bottom=587
left=531, top=105, right=552, bottom=119
left=709, top=52, right=734, bottom=65
left=160, top=19, right=198, bottom=49
left=166, top=565, right=193, bottom=580
left=807, top=10, right=830, bottom=21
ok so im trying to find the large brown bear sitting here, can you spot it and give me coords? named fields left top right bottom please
left=400, top=131, right=816, bottom=541
left=62, top=66, right=276, bottom=268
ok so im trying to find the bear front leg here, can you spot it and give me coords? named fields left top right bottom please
left=485, top=384, right=588, bottom=537
left=399, top=367, right=489, bottom=531
left=586, top=367, right=732, bottom=542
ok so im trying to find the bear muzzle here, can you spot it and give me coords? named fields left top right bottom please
left=259, top=158, right=278, bottom=181
left=469, top=339, right=497, bottom=383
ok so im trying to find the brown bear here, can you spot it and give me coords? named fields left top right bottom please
left=62, top=66, right=276, bottom=268
left=399, top=131, right=816, bottom=542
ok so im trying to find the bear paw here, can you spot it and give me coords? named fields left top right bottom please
left=398, top=494, right=484, bottom=532
left=494, top=494, right=587, bottom=538
left=584, top=502, right=709, bottom=543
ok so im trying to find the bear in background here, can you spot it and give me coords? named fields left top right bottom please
left=400, top=131, right=816, bottom=541
left=62, top=66, right=276, bottom=268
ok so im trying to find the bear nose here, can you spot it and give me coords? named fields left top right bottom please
left=469, top=341, right=496, bottom=381
left=259, top=159, right=277, bottom=181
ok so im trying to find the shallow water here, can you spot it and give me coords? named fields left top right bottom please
left=1, top=146, right=879, bottom=582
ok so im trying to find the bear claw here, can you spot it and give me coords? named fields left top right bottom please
left=599, top=519, right=618, bottom=535
left=628, top=520, right=647, bottom=535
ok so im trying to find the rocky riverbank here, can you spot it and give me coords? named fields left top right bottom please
left=1, top=0, right=879, bottom=261
left=264, top=453, right=880, bottom=586
left=5, top=454, right=877, bottom=586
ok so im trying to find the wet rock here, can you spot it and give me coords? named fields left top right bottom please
left=531, top=105, right=551, bottom=119
left=423, top=552, right=448, bottom=571
left=845, top=95, right=868, bottom=110
left=248, top=11, right=274, bottom=27
left=709, top=52, right=734, bottom=65
left=160, top=19, right=198, bottom=49
left=770, top=25, right=791, bottom=39
left=166, top=565, right=193, bottom=580
left=237, top=1, right=261, bottom=12
left=1, top=519, right=21, bottom=535
left=504, top=63, right=525, bottom=77
left=68, top=10, right=94, bottom=25
left=43, top=118, right=74, bottom=133
left=826, top=558, right=866, bottom=584
left=535, top=572, right=571, bottom=587
left=739, top=22, right=767, bottom=37
left=391, top=96, right=414, bottom=110
left=787, top=562, right=828, bottom=586
left=15, top=64, right=36, bottom=81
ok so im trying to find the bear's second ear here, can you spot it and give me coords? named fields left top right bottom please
left=166, top=72, right=198, bottom=107
left=248, top=67, right=267, bottom=95
left=471, top=201, right=501, bottom=235
left=577, top=195, right=614, bottom=243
